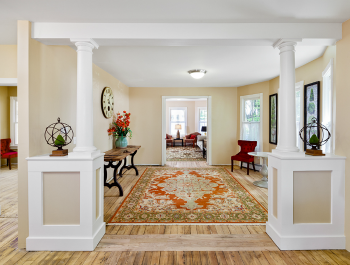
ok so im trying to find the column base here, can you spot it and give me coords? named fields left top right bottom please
left=69, top=149, right=101, bottom=158
left=26, top=222, right=105, bottom=251
left=272, top=148, right=304, bottom=157
left=266, top=223, right=345, bottom=250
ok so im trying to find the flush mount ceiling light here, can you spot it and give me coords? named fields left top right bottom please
left=188, top=69, right=207, bottom=79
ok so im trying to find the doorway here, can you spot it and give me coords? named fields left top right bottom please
left=161, top=96, right=212, bottom=166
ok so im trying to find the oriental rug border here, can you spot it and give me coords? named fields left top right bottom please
left=108, top=167, right=268, bottom=224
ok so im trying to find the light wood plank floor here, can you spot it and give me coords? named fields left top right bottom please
left=1, top=162, right=350, bottom=264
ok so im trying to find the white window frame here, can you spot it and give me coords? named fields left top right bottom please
left=169, top=107, right=187, bottom=137
left=321, top=58, right=334, bottom=154
left=10, top=96, right=18, bottom=147
left=198, top=107, right=207, bottom=133
left=295, top=81, right=304, bottom=151
left=240, top=93, right=263, bottom=152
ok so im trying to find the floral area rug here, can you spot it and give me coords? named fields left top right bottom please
left=109, top=168, right=268, bottom=224
left=166, top=146, right=206, bottom=161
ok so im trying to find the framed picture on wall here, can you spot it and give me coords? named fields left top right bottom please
left=269, top=93, right=278, bottom=145
left=304, top=81, right=320, bottom=150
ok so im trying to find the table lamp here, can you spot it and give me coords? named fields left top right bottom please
left=175, top=124, right=182, bottom=139
left=201, top=126, right=207, bottom=136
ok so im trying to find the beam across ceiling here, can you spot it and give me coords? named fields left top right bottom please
left=32, top=23, right=342, bottom=46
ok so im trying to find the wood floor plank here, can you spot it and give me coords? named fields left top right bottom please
left=150, top=251, right=161, bottom=265
left=104, top=252, right=122, bottom=265
left=208, top=251, right=219, bottom=265
left=141, top=252, right=153, bottom=265
left=192, top=251, right=201, bottom=265
left=215, top=251, right=229, bottom=265
left=253, top=251, right=270, bottom=265
left=96, top=234, right=279, bottom=251
left=225, top=252, right=245, bottom=265
left=199, top=252, right=210, bottom=265
left=133, top=251, right=145, bottom=265
left=184, top=251, right=192, bottom=265
left=300, top=251, right=321, bottom=265
left=176, top=251, right=185, bottom=265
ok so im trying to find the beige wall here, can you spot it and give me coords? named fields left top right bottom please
left=0, top=45, right=17, bottom=78
left=17, top=21, right=129, bottom=247
left=335, top=19, right=350, bottom=251
left=129, top=87, right=237, bottom=165
left=166, top=100, right=201, bottom=136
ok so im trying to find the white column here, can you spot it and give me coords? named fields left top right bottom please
left=70, top=38, right=99, bottom=157
left=273, top=39, right=301, bottom=154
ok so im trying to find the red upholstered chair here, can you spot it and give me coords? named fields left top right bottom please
left=184, top=132, right=201, bottom=147
left=231, top=140, right=257, bottom=175
left=165, top=134, right=173, bottom=147
left=0, top=139, right=17, bottom=170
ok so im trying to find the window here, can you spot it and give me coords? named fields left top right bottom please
left=169, top=107, right=187, bottom=137
left=198, top=107, right=207, bottom=133
left=240, top=93, right=263, bottom=151
left=295, top=81, right=304, bottom=150
left=322, top=59, right=334, bottom=154
left=10, top=97, right=18, bottom=146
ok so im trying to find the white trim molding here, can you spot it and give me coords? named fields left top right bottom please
left=0, top=78, right=17, bottom=86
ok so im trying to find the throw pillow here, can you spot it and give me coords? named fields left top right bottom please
left=190, top=135, right=196, bottom=139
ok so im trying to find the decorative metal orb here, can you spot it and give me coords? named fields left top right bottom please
left=44, top=117, right=74, bottom=150
left=299, top=117, right=331, bottom=150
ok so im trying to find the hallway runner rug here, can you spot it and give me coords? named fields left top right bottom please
left=108, top=167, right=268, bottom=224
left=166, top=146, right=206, bottom=161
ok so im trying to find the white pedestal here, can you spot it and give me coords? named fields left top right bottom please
left=26, top=153, right=105, bottom=251
left=266, top=153, right=346, bottom=250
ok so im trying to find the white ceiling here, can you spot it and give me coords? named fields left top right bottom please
left=93, top=45, right=326, bottom=87
left=0, top=0, right=348, bottom=87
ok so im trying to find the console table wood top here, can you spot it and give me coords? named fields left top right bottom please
left=104, top=145, right=141, bottom=162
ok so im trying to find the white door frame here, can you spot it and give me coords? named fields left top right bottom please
left=162, top=96, right=212, bottom=166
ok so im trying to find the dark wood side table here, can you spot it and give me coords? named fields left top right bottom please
left=202, top=140, right=207, bottom=158
left=173, top=138, right=183, bottom=147
left=103, top=145, right=141, bottom=196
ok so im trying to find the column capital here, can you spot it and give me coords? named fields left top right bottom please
left=273, top=38, right=302, bottom=50
left=70, top=38, right=99, bottom=50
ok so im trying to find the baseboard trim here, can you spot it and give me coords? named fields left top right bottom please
left=266, top=222, right=345, bottom=250
left=26, top=222, right=106, bottom=251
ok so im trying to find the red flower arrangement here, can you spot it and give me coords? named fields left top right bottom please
left=107, top=111, right=132, bottom=139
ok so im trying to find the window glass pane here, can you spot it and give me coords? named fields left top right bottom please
left=15, top=100, right=18, bottom=122
left=170, top=110, right=185, bottom=122
left=245, top=99, right=260, bottom=122
left=242, top=122, right=260, bottom=151
left=199, top=109, right=207, bottom=121
left=295, top=90, right=301, bottom=149
left=15, top=123, right=18, bottom=145
left=322, top=68, right=332, bottom=153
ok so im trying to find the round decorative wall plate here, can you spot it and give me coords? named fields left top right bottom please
left=101, top=87, right=114, bottom=118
